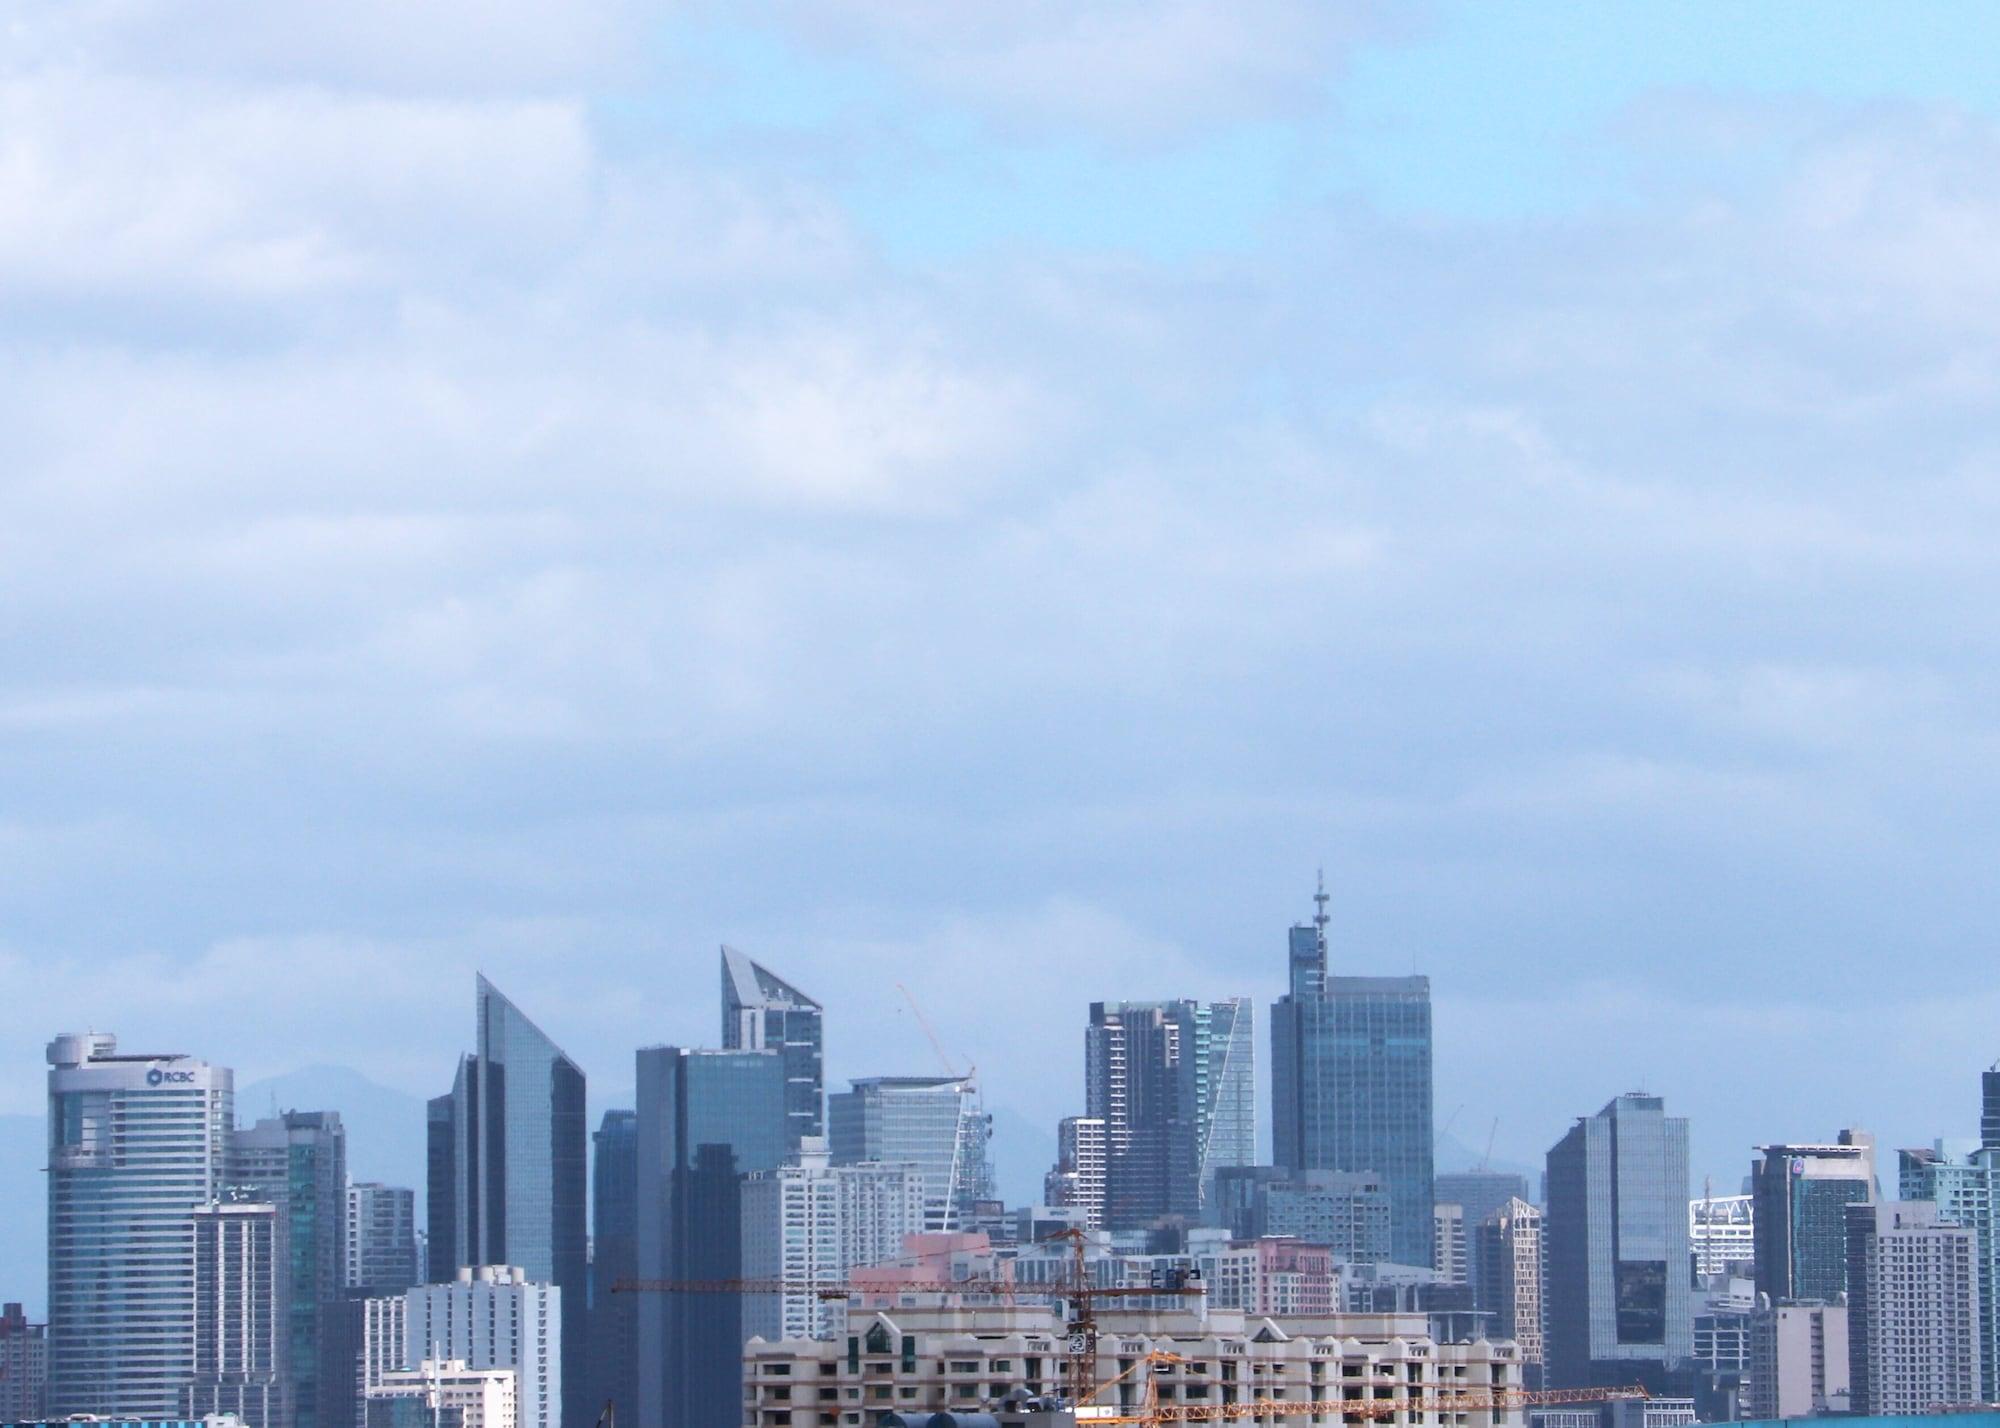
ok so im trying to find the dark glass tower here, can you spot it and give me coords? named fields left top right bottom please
left=1271, top=878, right=1435, bottom=1266
left=1750, top=1135, right=1875, bottom=1305
left=720, top=948, right=824, bottom=1150
left=230, top=1111, right=346, bottom=1428
left=426, top=978, right=587, bottom=1428
left=590, top=1110, right=639, bottom=1428
left=634, top=1047, right=787, bottom=1428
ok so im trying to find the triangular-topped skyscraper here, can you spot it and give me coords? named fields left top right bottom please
left=720, top=946, right=824, bottom=1149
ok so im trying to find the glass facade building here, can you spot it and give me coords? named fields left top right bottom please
left=1208, top=1166, right=1392, bottom=1262
left=344, top=1184, right=419, bottom=1296
left=720, top=948, right=824, bottom=1150
left=634, top=1047, right=787, bottom=1428
left=1750, top=1136, right=1874, bottom=1306
left=45, top=1032, right=234, bottom=1419
left=185, top=1197, right=288, bottom=1428
left=231, top=1112, right=346, bottom=1428
left=426, top=978, right=587, bottom=1428
left=589, top=1109, right=638, bottom=1428
left=1271, top=897, right=1434, bottom=1267
left=828, top=1076, right=992, bottom=1232
left=1545, top=1093, right=1693, bottom=1392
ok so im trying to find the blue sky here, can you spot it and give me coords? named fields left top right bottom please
left=6, top=0, right=2000, bottom=1275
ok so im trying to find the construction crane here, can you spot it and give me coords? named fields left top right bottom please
left=612, top=1274, right=1019, bottom=1301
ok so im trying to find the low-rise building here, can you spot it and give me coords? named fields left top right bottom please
left=0, top=1304, right=48, bottom=1421
left=365, top=1360, right=515, bottom=1428
left=1745, top=1301, right=1848, bottom=1420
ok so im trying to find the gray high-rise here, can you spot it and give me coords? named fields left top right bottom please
left=590, top=1109, right=638, bottom=1428
left=829, top=1075, right=993, bottom=1231
left=721, top=948, right=824, bottom=1150
left=232, top=1112, right=346, bottom=1428
left=46, top=1032, right=234, bottom=1418
left=1271, top=880, right=1434, bottom=1266
left=1846, top=1199, right=1981, bottom=1414
left=344, top=1184, right=419, bottom=1295
left=186, top=1195, right=289, bottom=1428
left=1545, top=1093, right=1693, bottom=1393
left=427, top=977, right=587, bottom=1428
left=635, top=1047, right=787, bottom=1428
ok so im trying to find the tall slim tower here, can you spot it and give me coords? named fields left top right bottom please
left=231, top=1111, right=346, bottom=1428
left=46, top=1032, right=234, bottom=1418
left=721, top=947, right=824, bottom=1151
left=828, top=1076, right=993, bottom=1231
left=1271, top=876, right=1434, bottom=1266
left=426, top=978, right=587, bottom=1428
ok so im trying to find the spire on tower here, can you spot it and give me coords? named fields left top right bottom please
left=1313, top=867, right=1330, bottom=958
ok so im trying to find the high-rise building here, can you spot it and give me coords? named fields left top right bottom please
left=634, top=1047, right=788, bottom=1428
left=1545, top=1093, right=1692, bottom=1392
left=1208, top=1167, right=1392, bottom=1262
left=1476, top=1198, right=1545, bottom=1379
left=232, top=1112, right=347, bottom=1428
left=828, top=1076, right=993, bottom=1231
left=1271, top=880, right=1434, bottom=1267
left=345, top=1185, right=419, bottom=1296
left=0, top=1303, right=48, bottom=1421
left=46, top=1032, right=234, bottom=1418
left=186, top=1196, right=290, bottom=1428
left=1751, top=1135, right=1874, bottom=1305
left=1436, top=1172, right=1533, bottom=1234
left=1044, top=1117, right=1108, bottom=1231
left=739, top=1140, right=928, bottom=1341
left=589, top=1109, right=638, bottom=1428
left=1688, top=1194, right=1755, bottom=1277
left=1899, top=1138, right=2000, bottom=1400
left=1434, top=1203, right=1469, bottom=1285
left=1844, top=1199, right=1980, bottom=1414
left=1746, top=1301, right=1849, bottom=1420
left=426, top=978, right=586, bottom=1428
left=405, top=1267, right=558, bottom=1428
left=359, top=1297, right=407, bottom=1397
left=720, top=948, right=825, bottom=1151
left=1084, top=1000, right=1254, bottom=1228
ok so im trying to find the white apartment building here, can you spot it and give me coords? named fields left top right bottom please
left=1688, top=1194, right=1754, bottom=1277
left=368, top=1358, right=517, bottom=1428
left=1847, top=1201, right=1981, bottom=1415
left=405, top=1267, right=560, bottom=1428
left=362, top=1296, right=410, bottom=1393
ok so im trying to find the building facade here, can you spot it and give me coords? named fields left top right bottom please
left=1544, top=1094, right=1692, bottom=1392
left=0, top=1304, right=48, bottom=1421
left=1751, top=1136, right=1874, bottom=1304
left=405, top=1268, right=557, bottom=1428
left=1271, top=884, right=1434, bottom=1268
left=46, top=1032, right=235, bottom=1419
left=1433, top=1204, right=1468, bottom=1286
left=589, top=1109, right=638, bottom=1428
left=1436, top=1174, right=1532, bottom=1237
left=1475, top=1198, right=1544, bottom=1378
left=1845, top=1200, right=1980, bottom=1415
left=1688, top=1195, right=1754, bottom=1278
left=426, top=978, right=586, bottom=1428
left=829, top=1077, right=992, bottom=1233
left=365, top=1360, right=515, bottom=1428
left=1745, top=1301, right=1848, bottom=1420
left=345, top=1185, right=419, bottom=1296
left=232, top=1113, right=346, bottom=1428
left=1902, top=1138, right=2000, bottom=1401
left=1043, top=1117, right=1107, bottom=1232
left=1210, top=1168, right=1392, bottom=1264
left=359, top=1298, right=406, bottom=1398
left=186, top=1198, right=289, bottom=1428
left=721, top=948, right=825, bottom=1151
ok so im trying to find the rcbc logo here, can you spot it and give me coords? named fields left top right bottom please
left=146, top=1067, right=196, bottom=1087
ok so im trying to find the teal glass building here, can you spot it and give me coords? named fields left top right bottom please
left=230, top=1111, right=346, bottom=1428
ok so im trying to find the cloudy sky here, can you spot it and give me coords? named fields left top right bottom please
left=7, top=0, right=2000, bottom=1226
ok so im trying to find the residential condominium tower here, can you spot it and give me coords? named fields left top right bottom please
left=1270, top=879, right=1434, bottom=1267
left=720, top=947, right=825, bottom=1151
left=1845, top=1200, right=1980, bottom=1414
left=46, top=1032, right=234, bottom=1418
left=405, top=1267, right=560, bottom=1428
left=828, top=1076, right=993, bottom=1231
left=185, top=1195, right=290, bottom=1428
left=426, top=978, right=587, bottom=1428
left=1044, top=1116, right=1108, bottom=1231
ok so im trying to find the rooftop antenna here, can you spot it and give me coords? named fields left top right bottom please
left=1313, top=868, right=1330, bottom=959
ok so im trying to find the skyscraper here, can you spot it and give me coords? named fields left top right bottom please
left=345, top=1184, right=420, bottom=1295
left=46, top=1032, right=234, bottom=1418
left=589, top=1109, right=638, bottom=1428
left=828, top=1075, right=993, bottom=1231
left=233, top=1112, right=347, bottom=1428
left=427, top=978, right=587, bottom=1428
left=1476, top=1198, right=1545, bottom=1381
left=1044, top=1116, right=1107, bottom=1231
left=1271, top=879, right=1434, bottom=1266
left=721, top=948, right=825, bottom=1151
left=186, top=1196, right=290, bottom=1428
left=1845, top=1199, right=1980, bottom=1414
left=634, top=1047, right=787, bottom=1428
left=1750, top=1134, right=1874, bottom=1305
left=1545, top=1093, right=1693, bottom=1392
left=1899, top=1138, right=2000, bottom=1400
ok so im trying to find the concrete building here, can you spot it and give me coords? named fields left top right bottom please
left=0, top=1304, right=48, bottom=1422
left=46, top=1032, right=234, bottom=1419
left=1042, top=1117, right=1106, bottom=1232
left=1745, top=1301, right=1848, bottom=1420
left=186, top=1198, right=290, bottom=1428
left=743, top=1302, right=1527, bottom=1428
left=1751, top=1135, right=1874, bottom=1305
left=830, top=1077, right=993, bottom=1232
left=1208, top=1168, right=1392, bottom=1263
left=1845, top=1199, right=1980, bottom=1414
left=722, top=948, right=825, bottom=1151
left=404, top=1269, right=558, bottom=1428
left=1903, top=1130, right=2000, bottom=1400
left=1272, top=879, right=1434, bottom=1268
left=1475, top=1199, right=1543, bottom=1378
left=345, top=1186, right=419, bottom=1296
left=1433, top=1204, right=1468, bottom=1285
left=740, top=1142, right=929, bottom=1341
left=1688, top=1194, right=1754, bottom=1278
left=359, top=1297, right=406, bottom=1396
left=365, top=1360, right=515, bottom=1428
left=232, top=1113, right=346, bottom=1428
left=1545, top=1094, right=1692, bottom=1392
left=426, top=979, right=586, bottom=1428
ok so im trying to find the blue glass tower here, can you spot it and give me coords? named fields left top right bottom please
left=589, top=1110, right=638, bottom=1428
left=634, top=1047, right=787, bottom=1428
left=1271, top=878, right=1434, bottom=1267
left=720, top=948, right=824, bottom=1151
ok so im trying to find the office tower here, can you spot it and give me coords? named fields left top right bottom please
left=1845, top=1200, right=1980, bottom=1414
left=1085, top=999, right=1254, bottom=1228
left=635, top=1047, right=787, bottom=1428
left=345, top=1185, right=419, bottom=1295
left=589, top=1110, right=638, bottom=1428
left=186, top=1196, right=290, bottom=1428
left=405, top=1267, right=558, bottom=1428
left=427, top=978, right=586, bottom=1428
left=1271, top=879, right=1434, bottom=1267
left=1751, top=1134, right=1874, bottom=1304
left=1688, top=1194, right=1755, bottom=1276
left=1209, top=1167, right=1392, bottom=1262
left=232, top=1112, right=347, bottom=1428
left=1435, top=1172, right=1532, bottom=1233
left=0, top=1303, right=48, bottom=1421
left=739, top=1140, right=928, bottom=1341
left=1745, top=1302, right=1849, bottom=1419
left=365, top=1359, right=516, bottom=1428
left=1476, top=1198, right=1544, bottom=1377
left=721, top=948, right=825, bottom=1150
left=1044, top=1117, right=1108, bottom=1231
left=46, top=1032, right=234, bottom=1418
left=828, top=1076, right=993, bottom=1231
left=1545, top=1093, right=1693, bottom=1392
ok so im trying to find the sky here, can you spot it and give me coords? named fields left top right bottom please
left=7, top=0, right=2000, bottom=1235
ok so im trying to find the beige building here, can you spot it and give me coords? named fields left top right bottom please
left=368, top=1358, right=517, bottom=1428
left=744, top=1303, right=1526, bottom=1428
